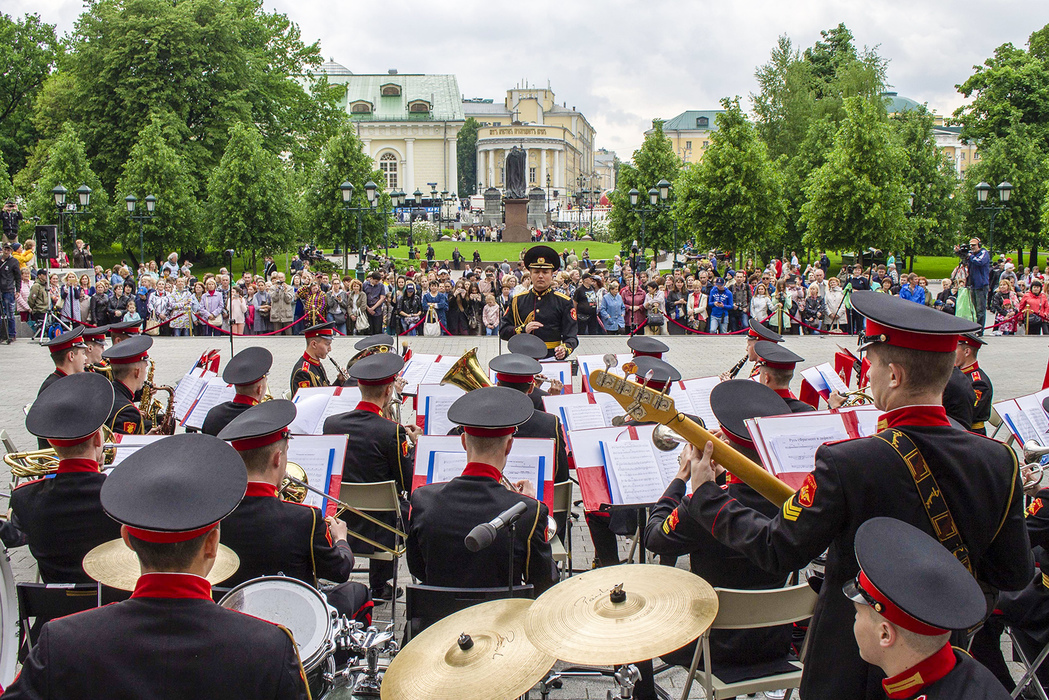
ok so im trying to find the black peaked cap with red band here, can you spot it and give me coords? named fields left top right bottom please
left=851, top=290, right=979, bottom=353
left=348, top=352, right=404, bottom=386
left=101, top=433, right=247, bottom=542
left=43, top=327, right=86, bottom=354
left=79, top=324, right=110, bottom=344
left=631, top=356, right=681, bottom=391
left=754, top=340, right=803, bottom=370
left=490, top=353, right=542, bottom=384
left=102, top=335, right=152, bottom=364
left=627, top=335, right=669, bottom=358
left=354, top=334, right=395, bottom=351
left=523, top=245, right=561, bottom=271
left=507, top=333, right=549, bottom=360
left=843, top=517, right=985, bottom=635
left=710, top=380, right=790, bottom=447
left=27, top=372, right=114, bottom=443
left=448, top=386, right=533, bottom=437
left=222, top=346, right=273, bottom=386
left=218, top=399, right=296, bottom=451
left=304, top=321, right=336, bottom=339
left=959, top=332, right=987, bottom=349
left=108, top=319, right=143, bottom=336
left=748, top=318, right=783, bottom=343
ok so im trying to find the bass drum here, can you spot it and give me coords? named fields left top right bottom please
left=0, top=547, right=17, bottom=687
left=219, top=576, right=338, bottom=695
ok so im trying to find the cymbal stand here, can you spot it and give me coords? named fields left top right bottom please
left=535, top=664, right=653, bottom=700
left=327, top=621, right=398, bottom=697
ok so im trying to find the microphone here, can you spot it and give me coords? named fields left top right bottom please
left=465, top=501, right=528, bottom=552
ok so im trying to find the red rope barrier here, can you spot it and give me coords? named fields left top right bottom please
left=663, top=315, right=749, bottom=336
left=199, top=313, right=308, bottom=337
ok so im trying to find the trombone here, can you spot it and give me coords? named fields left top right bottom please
left=285, top=476, right=406, bottom=557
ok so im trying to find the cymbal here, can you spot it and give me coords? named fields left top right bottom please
left=83, top=539, right=240, bottom=592
left=525, top=563, right=718, bottom=665
left=380, top=598, right=554, bottom=700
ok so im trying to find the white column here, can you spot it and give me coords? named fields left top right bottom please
left=487, top=149, right=495, bottom=190
left=362, top=139, right=372, bottom=160
left=476, top=149, right=484, bottom=191
left=540, top=149, right=548, bottom=193
left=448, top=138, right=458, bottom=193
left=404, top=138, right=415, bottom=193
left=553, top=149, right=561, bottom=189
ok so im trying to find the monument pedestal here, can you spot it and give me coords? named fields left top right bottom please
left=502, top=198, right=531, bottom=242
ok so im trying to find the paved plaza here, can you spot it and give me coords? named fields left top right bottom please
left=1, top=333, right=1042, bottom=697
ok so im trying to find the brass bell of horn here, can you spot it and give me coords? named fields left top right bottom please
left=440, top=347, right=493, bottom=393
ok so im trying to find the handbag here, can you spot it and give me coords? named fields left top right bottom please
left=647, top=313, right=664, bottom=327
left=330, top=305, right=346, bottom=325
left=355, top=310, right=370, bottom=332
left=145, top=314, right=160, bottom=336
left=423, top=307, right=442, bottom=337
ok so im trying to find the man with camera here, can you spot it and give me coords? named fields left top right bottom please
left=955, top=237, right=991, bottom=335
left=1, top=200, right=22, bottom=244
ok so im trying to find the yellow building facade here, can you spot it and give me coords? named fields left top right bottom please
left=648, top=111, right=726, bottom=164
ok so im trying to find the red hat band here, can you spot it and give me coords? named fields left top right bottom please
left=857, top=571, right=946, bottom=636
left=126, top=523, right=218, bottom=544
left=495, top=372, right=535, bottom=384
left=49, top=340, right=83, bottom=354
left=463, top=426, right=516, bottom=437
left=109, top=351, right=149, bottom=365
left=305, top=329, right=334, bottom=339
left=863, top=320, right=958, bottom=353
left=759, top=360, right=796, bottom=370
left=357, top=377, right=396, bottom=386
left=230, top=429, right=289, bottom=452
left=632, top=351, right=663, bottom=359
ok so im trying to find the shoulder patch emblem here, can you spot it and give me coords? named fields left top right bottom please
left=301, top=361, right=311, bottom=371
left=299, top=381, right=311, bottom=388
left=971, top=371, right=981, bottom=382
left=798, top=473, right=817, bottom=508
left=782, top=495, right=802, bottom=522
left=1028, top=498, right=1044, bottom=518
left=401, top=439, right=410, bottom=457
left=123, top=421, right=137, bottom=434
left=662, top=508, right=680, bottom=535
left=570, top=308, right=577, bottom=320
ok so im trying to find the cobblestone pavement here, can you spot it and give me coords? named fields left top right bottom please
left=1, top=333, right=1040, bottom=696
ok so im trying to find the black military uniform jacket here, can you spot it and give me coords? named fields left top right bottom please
left=773, top=389, right=815, bottom=414
left=942, top=366, right=976, bottom=429
left=407, top=463, right=557, bottom=594
left=449, top=403, right=569, bottom=484
left=219, top=482, right=353, bottom=587
left=645, top=477, right=793, bottom=669
left=5, top=573, right=308, bottom=700
left=689, top=405, right=1032, bottom=700
left=109, top=380, right=150, bottom=435
left=290, top=352, right=344, bottom=397
left=961, top=362, right=993, bottom=434
left=880, top=645, right=1010, bottom=700
left=35, top=370, right=68, bottom=448
left=499, top=287, right=579, bottom=358
left=529, top=386, right=550, bottom=413
left=9, top=460, right=122, bottom=584
left=997, top=487, right=1049, bottom=644
left=201, top=395, right=258, bottom=436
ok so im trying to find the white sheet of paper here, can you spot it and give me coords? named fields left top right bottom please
left=1005, top=411, right=1041, bottom=446
left=287, top=434, right=347, bottom=512
left=654, top=443, right=690, bottom=495
left=600, top=439, right=667, bottom=505
left=173, top=368, right=214, bottom=422
left=560, top=404, right=607, bottom=431
left=432, top=451, right=470, bottom=482
left=106, top=435, right=164, bottom=470
left=537, top=360, right=572, bottom=393
left=400, top=354, right=439, bottom=395
left=419, top=384, right=464, bottom=436
left=842, top=406, right=880, bottom=437
left=752, top=414, right=850, bottom=475
left=182, top=378, right=236, bottom=430
left=289, top=386, right=363, bottom=435
left=669, top=384, right=696, bottom=415
left=578, top=353, right=633, bottom=381
left=317, top=387, right=363, bottom=426
left=422, top=357, right=458, bottom=386
left=800, top=366, right=830, bottom=396
left=681, top=377, right=721, bottom=429
left=816, top=363, right=850, bottom=394
left=1015, top=393, right=1049, bottom=442
left=769, top=432, right=845, bottom=473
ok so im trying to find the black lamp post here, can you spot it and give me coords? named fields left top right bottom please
left=124, top=193, right=157, bottom=266
left=975, top=180, right=1013, bottom=259
left=340, top=179, right=381, bottom=279
left=53, top=184, right=94, bottom=260
left=628, top=182, right=669, bottom=268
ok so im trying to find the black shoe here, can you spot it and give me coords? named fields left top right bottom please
left=370, top=584, right=402, bottom=602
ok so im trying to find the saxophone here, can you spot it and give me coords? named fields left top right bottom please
left=139, top=359, right=176, bottom=433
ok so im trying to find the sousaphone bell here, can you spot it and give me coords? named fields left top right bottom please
left=440, top=348, right=493, bottom=393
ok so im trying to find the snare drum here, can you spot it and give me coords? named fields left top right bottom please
left=219, top=576, right=338, bottom=690
left=0, top=548, right=17, bottom=687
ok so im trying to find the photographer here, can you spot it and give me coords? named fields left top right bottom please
left=1, top=201, right=23, bottom=244
left=955, top=237, right=991, bottom=335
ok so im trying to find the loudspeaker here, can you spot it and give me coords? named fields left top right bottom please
left=35, top=225, right=58, bottom=259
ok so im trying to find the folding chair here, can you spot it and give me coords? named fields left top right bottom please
left=0, top=430, right=18, bottom=457
left=680, top=583, right=818, bottom=700
left=16, top=583, right=98, bottom=661
left=550, top=480, right=574, bottom=577
left=338, top=480, right=406, bottom=621
left=1007, top=626, right=1049, bottom=700
left=403, top=583, right=533, bottom=643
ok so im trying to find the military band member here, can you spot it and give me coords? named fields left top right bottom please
left=845, top=518, right=1009, bottom=700
left=407, top=386, right=557, bottom=594
left=753, top=340, right=816, bottom=413
left=218, top=401, right=372, bottom=624
left=4, top=433, right=310, bottom=699
left=290, top=322, right=347, bottom=397
left=201, top=346, right=272, bottom=436
left=720, top=318, right=783, bottom=381
left=627, top=335, right=669, bottom=359
left=108, top=318, right=144, bottom=344
left=942, top=363, right=977, bottom=430
left=10, top=373, right=122, bottom=583
left=500, top=244, right=578, bottom=359
left=101, top=335, right=154, bottom=435
left=36, top=328, right=89, bottom=448
left=680, top=291, right=1033, bottom=700
left=322, top=352, right=419, bottom=600
left=956, top=333, right=992, bottom=435
left=506, top=332, right=554, bottom=411
left=80, top=324, right=109, bottom=369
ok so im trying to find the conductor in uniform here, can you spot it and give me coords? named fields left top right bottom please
left=5, top=433, right=309, bottom=700
left=408, top=386, right=557, bottom=595
left=291, top=322, right=348, bottom=397
left=753, top=341, right=816, bottom=413
left=680, top=291, right=1033, bottom=700
left=218, top=400, right=373, bottom=624
left=10, top=373, right=122, bottom=583
left=500, top=244, right=578, bottom=359
left=202, top=346, right=272, bottom=436
left=955, top=333, right=992, bottom=434
left=323, top=352, right=419, bottom=601
left=101, top=335, right=155, bottom=435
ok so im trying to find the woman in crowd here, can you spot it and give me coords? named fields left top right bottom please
left=665, top=276, right=688, bottom=335
left=59, top=272, right=82, bottom=323
left=201, top=278, right=226, bottom=335
left=14, top=268, right=32, bottom=323
left=229, top=287, right=247, bottom=335
left=302, top=280, right=327, bottom=327
left=824, top=277, right=845, bottom=332
left=147, top=280, right=169, bottom=334
left=465, top=280, right=484, bottom=335
left=688, top=277, right=709, bottom=332
left=801, top=283, right=826, bottom=335
left=770, top=278, right=793, bottom=335
left=168, top=278, right=194, bottom=337
left=621, top=271, right=647, bottom=333
left=421, top=279, right=448, bottom=332
left=876, top=277, right=894, bottom=294
left=643, top=279, right=665, bottom=336
left=324, top=279, right=346, bottom=335
left=397, top=282, right=423, bottom=335
left=190, top=281, right=208, bottom=335
left=750, top=282, right=773, bottom=328
left=599, top=280, right=625, bottom=334
left=336, top=278, right=363, bottom=335
left=446, top=279, right=468, bottom=335
left=917, top=277, right=933, bottom=306
left=90, top=280, right=110, bottom=326
left=1019, top=279, right=1049, bottom=335
left=990, top=278, right=1019, bottom=335
left=250, top=281, right=272, bottom=336
left=498, top=277, right=515, bottom=314
left=108, top=280, right=130, bottom=324
left=934, top=278, right=957, bottom=314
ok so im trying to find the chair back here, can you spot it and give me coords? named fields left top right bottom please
left=338, top=480, right=400, bottom=512
left=0, top=430, right=17, bottom=456
left=404, top=583, right=534, bottom=642
left=17, top=583, right=97, bottom=661
left=552, top=480, right=572, bottom=516
left=710, top=583, right=818, bottom=630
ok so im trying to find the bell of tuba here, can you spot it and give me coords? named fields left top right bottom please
left=440, top=347, right=493, bottom=393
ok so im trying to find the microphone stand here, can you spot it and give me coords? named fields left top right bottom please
left=506, top=513, right=522, bottom=597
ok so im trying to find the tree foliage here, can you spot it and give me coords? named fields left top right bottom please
left=607, top=120, right=681, bottom=260
left=457, top=117, right=479, bottom=196
left=207, top=122, right=293, bottom=271
left=0, top=13, right=62, bottom=176
left=801, top=96, right=909, bottom=254
left=675, top=98, right=785, bottom=256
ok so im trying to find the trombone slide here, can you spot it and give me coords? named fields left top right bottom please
left=286, top=477, right=406, bottom=556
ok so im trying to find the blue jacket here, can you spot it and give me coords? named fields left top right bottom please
left=709, top=288, right=733, bottom=318
left=599, top=292, right=625, bottom=331
left=422, top=291, right=448, bottom=325
left=967, top=249, right=991, bottom=288
left=898, top=284, right=925, bottom=304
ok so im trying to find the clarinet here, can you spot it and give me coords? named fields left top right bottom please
left=727, top=354, right=748, bottom=379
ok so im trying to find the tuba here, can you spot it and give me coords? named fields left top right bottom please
left=440, top=347, right=493, bottom=392
left=345, top=344, right=391, bottom=371
left=5, top=426, right=118, bottom=484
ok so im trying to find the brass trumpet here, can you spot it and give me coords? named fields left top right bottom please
left=839, top=390, right=874, bottom=407
left=1024, top=443, right=1049, bottom=464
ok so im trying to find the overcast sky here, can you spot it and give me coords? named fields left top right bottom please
left=11, top=0, right=1048, bottom=160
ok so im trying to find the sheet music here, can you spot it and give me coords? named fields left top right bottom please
left=289, top=387, right=364, bottom=434
left=173, top=368, right=214, bottom=422
left=537, top=360, right=572, bottom=394
left=419, top=384, right=464, bottom=436
left=749, top=412, right=851, bottom=476
left=106, top=435, right=164, bottom=469
left=842, top=406, right=880, bottom=437
left=317, top=388, right=362, bottom=425
left=560, top=404, right=606, bottom=431
left=287, top=435, right=347, bottom=514
left=503, top=454, right=543, bottom=491
left=1005, top=411, right=1041, bottom=447
left=669, top=384, right=696, bottom=415
left=1015, top=394, right=1049, bottom=442
left=769, top=432, right=845, bottom=473
left=681, top=377, right=721, bottom=429
left=601, top=440, right=667, bottom=505
left=578, top=353, right=633, bottom=380
left=654, top=444, right=690, bottom=495
left=800, top=366, right=830, bottom=396
left=422, top=357, right=458, bottom=385
left=595, top=392, right=624, bottom=425
left=182, top=378, right=236, bottom=430
left=816, top=363, right=850, bottom=394
left=432, top=451, right=469, bottom=482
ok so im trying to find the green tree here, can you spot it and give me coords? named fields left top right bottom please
left=457, top=117, right=479, bottom=196
left=752, top=35, right=815, bottom=160
left=301, top=129, right=391, bottom=268
left=21, top=122, right=110, bottom=247
left=675, top=98, right=786, bottom=257
left=0, top=151, right=12, bottom=203
left=0, top=13, right=62, bottom=175
left=607, top=120, right=681, bottom=261
left=57, top=0, right=339, bottom=189
left=801, top=96, right=909, bottom=256
left=207, top=122, right=294, bottom=272
left=891, top=106, right=960, bottom=263
left=115, top=112, right=201, bottom=265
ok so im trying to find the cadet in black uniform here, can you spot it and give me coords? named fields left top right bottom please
left=218, top=400, right=372, bottom=624
left=845, top=517, right=1010, bottom=700
left=942, top=364, right=977, bottom=429
left=35, top=328, right=89, bottom=448
left=80, top=324, right=109, bottom=369
left=500, top=245, right=578, bottom=359
left=322, top=352, right=419, bottom=600
left=753, top=340, right=816, bottom=413
left=408, top=386, right=557, bottom=593
left=101, top=335, right=154, bottom=435
left=108, top=317, right=143, bottom=344
left=680, top=291, right=1032, bottom=700
left=4, top=433, right=309, bottom=700
left=290, top=322, right=348, bottom=397
left=507, top=333, right=554, bottom=411
left=956, top=333, right=992, bottom=434
left=201, top=346, right=272, bottom=436
left=720, top=318, right=784, bottom=381
left=10, top=373, right=122, bottom=583
left=645, top=380, right=796, bottom=672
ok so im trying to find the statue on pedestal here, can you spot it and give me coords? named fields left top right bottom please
left=505, top=146, right=528, bottom=200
